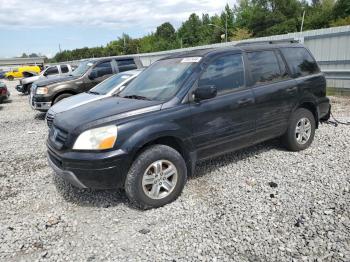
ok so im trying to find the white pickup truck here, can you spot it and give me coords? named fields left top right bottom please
left=16, top=64, right=75, bottom=94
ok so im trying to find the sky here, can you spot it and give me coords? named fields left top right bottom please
left=0, top=0, right=231, bottom=58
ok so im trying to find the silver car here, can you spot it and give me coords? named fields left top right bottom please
left=16, top=64, right=74, bottom=94
left=46, top=69, right=143, bottom=128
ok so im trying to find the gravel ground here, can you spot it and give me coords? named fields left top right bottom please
left=0, top=79, right=349, bottom=262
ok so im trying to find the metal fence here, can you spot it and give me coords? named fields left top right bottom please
left=50, top=25, right=350, bottom=92
left=137, top=25, right=350, bottom=91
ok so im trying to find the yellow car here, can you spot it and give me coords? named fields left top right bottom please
left=5, top=66, right=41, bottom=80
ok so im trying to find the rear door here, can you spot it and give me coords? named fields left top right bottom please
left=190, top=52, right=255, bottom=160
left=246, top=49, right=298, bottom=141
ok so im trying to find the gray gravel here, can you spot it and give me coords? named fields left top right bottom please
left=0, top=79, right=349, bottom=261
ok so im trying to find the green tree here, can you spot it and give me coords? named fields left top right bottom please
left=333, top=0, right=350, bottom=19
left=178, top=13, right=203, bottom=47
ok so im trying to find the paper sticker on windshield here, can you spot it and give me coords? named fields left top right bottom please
left=87, top=62, right=94, bottom=67
left=181, top=57, right=202, bottom=63
left=121, top=75, right=130, bottom=79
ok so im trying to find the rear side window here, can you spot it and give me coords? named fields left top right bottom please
left=117, top=59, right=137, bottom=72
left=198, top=54, right=245, bottom=94
left=247, top=50, right=285, bottom=85
left=117, top=59, right=135, bottom=66
left=281, top=47, right=319, bottom=77
left=60, top=65, right=69, bottom=73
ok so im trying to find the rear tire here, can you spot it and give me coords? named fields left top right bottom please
left=282, top=108, right=316, bottom=151
left=125, top=145, right=187, bottom=209
left=53, top=93, right=72, bottom=104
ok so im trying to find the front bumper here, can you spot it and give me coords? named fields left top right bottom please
left=30, top=94, right=51, bottom=111
left=48, top=154, right=88, bottom=188
left=47, top=142, right=131, bottom=189
left=16, top=85, right=24, bottom=93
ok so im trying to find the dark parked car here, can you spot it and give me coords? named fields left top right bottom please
left=0, top=81, right=10, bottom=103
left=47, top=43, right=330, bottom=209
left=30, top=57, right=142, bottom=112
left=0, top=71, right=8, bottom=79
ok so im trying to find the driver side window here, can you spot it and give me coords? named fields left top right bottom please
left=198, top=54, right=245, bottom=95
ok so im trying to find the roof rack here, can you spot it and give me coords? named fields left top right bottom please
left=235, top=38, right=300, bottom=46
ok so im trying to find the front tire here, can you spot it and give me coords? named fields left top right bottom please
left=283, top=108, right=316, bottom=151
left=125, top=145, right=187, bottom=209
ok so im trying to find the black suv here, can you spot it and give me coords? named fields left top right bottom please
left=30, top=57, right=142, bottom=112
left=47, top=43, right=330, bottom=209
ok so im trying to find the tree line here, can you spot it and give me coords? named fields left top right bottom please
left=52, top=0, right=350, bottom=62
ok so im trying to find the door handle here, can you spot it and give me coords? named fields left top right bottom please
left=286, top=86, right=297, bottom=92
left=237, top=98, right=254, bottom=106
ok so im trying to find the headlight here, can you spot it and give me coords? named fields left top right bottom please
left=36, top=87, right=48, bottom=95
left=73, top=125, right=117, bottom=150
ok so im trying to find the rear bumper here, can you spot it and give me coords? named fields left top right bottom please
left=318, top=97, right=331, bottom=121
left=47, top=142, right=131, bottom=189
left=0, top=92, right=10, bottom=102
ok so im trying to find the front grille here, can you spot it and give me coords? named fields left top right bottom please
left=46, top=112, right=55, bottom=128
left=49, top=126, right=69, bottom=149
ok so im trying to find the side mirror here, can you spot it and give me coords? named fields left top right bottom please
left=89, top=70, right=98, bottom=80
left=193, top=85, right=217, bottom=102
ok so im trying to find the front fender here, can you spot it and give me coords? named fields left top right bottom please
left=119, top=121, right=194, bottom=157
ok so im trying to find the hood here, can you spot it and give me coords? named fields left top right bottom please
left=50, top=92, right=105, bottom=115
left=35, top=75, right=80, bottom=87
left=54, top=96, right=162, bottom=131
left=21, top=75, right=40, bottom=84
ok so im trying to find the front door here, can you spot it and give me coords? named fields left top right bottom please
left=83, top=61, right=114, bottom=91
left=190, top=53, right=256, bottom=160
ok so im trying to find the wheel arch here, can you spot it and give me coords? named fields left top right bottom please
left=295, top=100, right=319, bottom=128
left=127, top=127, right=196, bottom=176
left=52, top=90, right=77, bottom=105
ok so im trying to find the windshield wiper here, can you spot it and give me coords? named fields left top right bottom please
left=87, top=91, right=100, bottom=95
left=122, top=95, right=151, bottom=100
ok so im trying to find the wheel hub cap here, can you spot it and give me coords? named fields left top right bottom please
left=295, top=117, right=311, bottom=145
left=142, top=160, right=178, bottom=200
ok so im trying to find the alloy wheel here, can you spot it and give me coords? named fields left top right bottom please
left=142, top=160, right=178, bottom=200
left=295, top=117, right=312, bottom=145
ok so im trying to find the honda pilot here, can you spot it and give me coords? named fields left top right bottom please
left=47, top=43, right=331, bottom=209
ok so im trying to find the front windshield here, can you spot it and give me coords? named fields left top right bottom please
left=71, top=61, right=94, bottom=77
left=119, top=58, right=198, bottom=101
left=89, top=73, right=133, bottom=95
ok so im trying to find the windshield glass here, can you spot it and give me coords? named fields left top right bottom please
left=119, top=58, right=198, bottom=101
left=71, top=61, right=94, bottom=77
left=90, top=73, right=133, bottom=95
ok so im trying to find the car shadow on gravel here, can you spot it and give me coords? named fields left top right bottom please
left=52, top=138, right=283, bottom=209
left=1, top=99, right=12, bottom=104
left=34, top=112, right=47, bottom=120
left=53, top=175, right=128, bottom=208
left=192, top=138, right=283, bottom=179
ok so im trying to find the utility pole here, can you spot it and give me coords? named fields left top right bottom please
left=59, top=44, right=62, bottom=53
left=225, top=12, right=228, bottom=43
left=300, top=10, right=306, bottom=32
